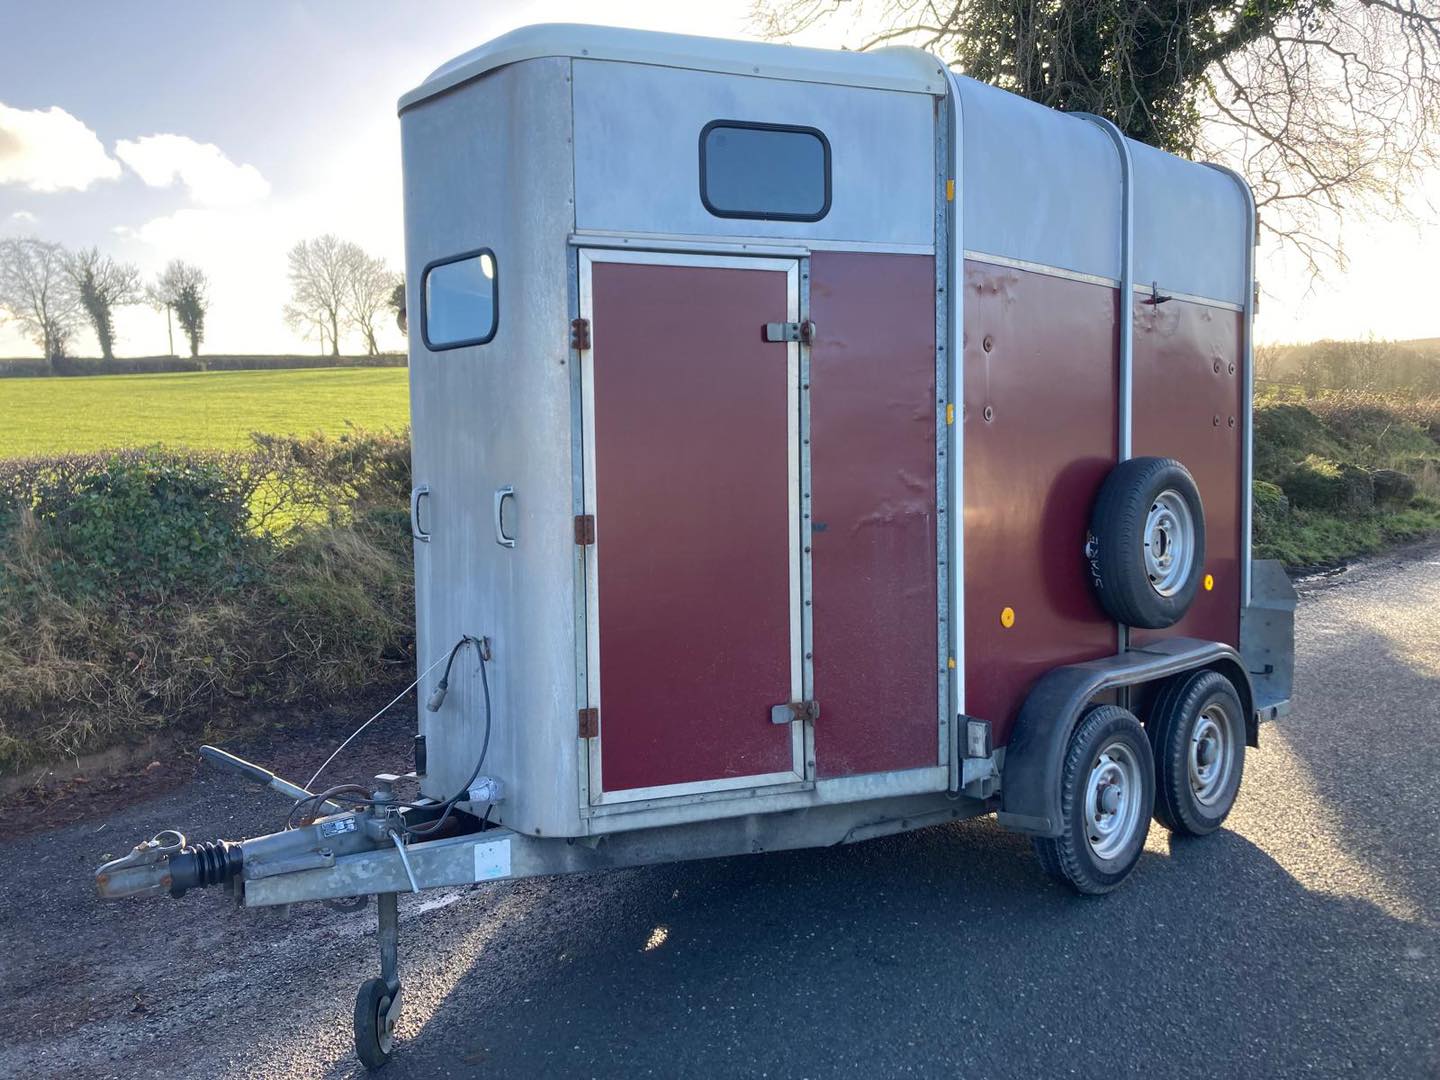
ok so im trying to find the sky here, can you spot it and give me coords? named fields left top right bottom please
left=1, top=0, right=1436, bottom=357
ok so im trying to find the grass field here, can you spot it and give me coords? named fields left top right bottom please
left=0, top=368, right=410, bottom=456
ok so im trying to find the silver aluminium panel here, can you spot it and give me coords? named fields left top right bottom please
left=400, top=57, right=581, bottom=838
left=572, top=59, right=936, bottom=247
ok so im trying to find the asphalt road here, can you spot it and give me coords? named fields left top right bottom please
left=5, top=546, right=1439, bottom=1079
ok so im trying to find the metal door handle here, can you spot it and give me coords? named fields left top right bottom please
left=410, top=485, right=431, bottom=543
left=493, top=485, right=516, bottom=548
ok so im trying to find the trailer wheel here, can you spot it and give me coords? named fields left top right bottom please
left=1086, top=457, right=1205, bottom=629
left=1033, top=704, right=1154, bottom=895
left=1147, top=669, right=1245, bottom=836
left=355, top=977, right=397, bottom=1071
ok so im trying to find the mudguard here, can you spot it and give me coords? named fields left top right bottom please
left=996, top=637, right=1255, bottom=837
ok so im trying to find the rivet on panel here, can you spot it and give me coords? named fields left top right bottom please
left=1000, top=606, right=1016, bottom=629
left=1203, top=573, right=1215, bottom=592
left=1213, top=415, right=1221, bottom=426
left=1213, top=359, right=1222, bottom=374
left=1228, top=416, right=1236, bottom=428
left=983, top=405, right=994, bottom=422
left=1228, top=362, right=1236, bottom=375
left=982, top=335, right=994, bottom=353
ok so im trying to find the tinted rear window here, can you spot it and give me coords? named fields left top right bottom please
left=700, top=122, right=831, bottom=222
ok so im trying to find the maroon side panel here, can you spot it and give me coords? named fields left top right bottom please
left=963, top=261, right=1119, bottom=747
left=1130, top=299, right=1243, bottom=648
left=592, top=262, right=794, bottom=791
left=808, top=252, right=938, bottom=778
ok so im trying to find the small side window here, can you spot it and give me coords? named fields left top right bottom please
left=700, top=121, right=831, bottom=223
left=422, top=249, right=497, bottom=350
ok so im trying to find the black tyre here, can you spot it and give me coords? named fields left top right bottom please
left=1086, top=457, right=1206, bottom=629
left=355, top=976, right=396, bottom=1071
left=1147, top=669, right=1246, bottom=836
left=1033, top=704, right=1155, bottom=895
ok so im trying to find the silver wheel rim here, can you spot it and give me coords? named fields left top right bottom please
left=1189, top=704, right=1236, bottom=807
left=1144, top=489, right=1195, bottom=597
left=1084, top=740, right=1145, bottom=861
left=379, top=994, right=395, bottom=1053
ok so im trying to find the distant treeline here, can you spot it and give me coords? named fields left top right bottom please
left=0, top=353, right=406, bottom=378
left=1258, top=337, right=1440, bottom=397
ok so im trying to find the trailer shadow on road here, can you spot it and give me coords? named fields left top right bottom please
left=344, top=804, right=1437, bottom=1080
left=351, top=583, right=1440, bottom=1080
left=1271, top=605, right=1440, bottom=931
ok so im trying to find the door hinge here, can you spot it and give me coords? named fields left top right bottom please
left=770, top=700, right=820, bottom=725
left=574, top=513, right=596, bottom=546
left=578, top=707, right=599, bottom=739
left=762, top=320, right=815, bottom=345
left=570, top=317, right=591, bottom=351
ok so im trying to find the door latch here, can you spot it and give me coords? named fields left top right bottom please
left=770, top=700, right=820, bottom=725
left=763, top=320, right=816, bottom=345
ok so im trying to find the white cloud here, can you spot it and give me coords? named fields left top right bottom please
left=10, top=210, right=37, bottom=222
left=0, top=102, right=122, bottom=192
left=115, top=133, right=270, bottom=206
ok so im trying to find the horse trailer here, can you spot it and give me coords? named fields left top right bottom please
left=96, top=24, right=1296, bottom=1069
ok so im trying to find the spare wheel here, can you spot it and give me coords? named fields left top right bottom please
left=1085, top=457, right=1205, bottom=629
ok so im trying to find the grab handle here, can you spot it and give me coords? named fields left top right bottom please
left=493, top=485, right=516, bottom=548
left=410, top=485, right=431, bottom=543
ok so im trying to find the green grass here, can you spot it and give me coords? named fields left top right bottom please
left=1255, top=499, right=1440, bottom=569
left=0, top=368, right=409, bottom=456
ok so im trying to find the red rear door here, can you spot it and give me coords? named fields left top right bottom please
left=581, top=251, right=804, bottom=802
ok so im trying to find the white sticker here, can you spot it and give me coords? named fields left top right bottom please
left=473, top=838, right=512, bottom=882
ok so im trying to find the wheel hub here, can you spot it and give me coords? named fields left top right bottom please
left=1084, top=742, right=1144, bottom=861
left=1143, top=490, right=1196, bottom=597
left=1188, top=706, right=1235, bottom=807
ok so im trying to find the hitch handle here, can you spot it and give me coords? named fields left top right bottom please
left=200, top=745, right=344, bottom=814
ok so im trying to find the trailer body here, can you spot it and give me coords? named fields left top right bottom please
left=398, top=24, right=1286, bottom=842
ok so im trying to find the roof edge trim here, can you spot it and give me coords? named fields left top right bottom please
left=398, top=23, right=948, bottom=113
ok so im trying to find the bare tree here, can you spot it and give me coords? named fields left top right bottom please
left=0, top=237, right=83, bottom=369
left=1253, top=341, right=1284, bottom=383
left=1296, top=343, right=1327, bottom=397
left=152, top=260, right=210, bottom=361
left=755, top=1, right=1440, bottom=274
left=64, top=247, right=142, bottom=363
left=1347, top=334, right=1393, bottom=391
left=286, top=234, right=351, bottom=357
left=285, top=302, right=332, bottom=356
left=344, top=252, right=397, bottom=356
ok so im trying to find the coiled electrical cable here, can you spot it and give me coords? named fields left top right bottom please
left=284, top=634, right=493, bottom=838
